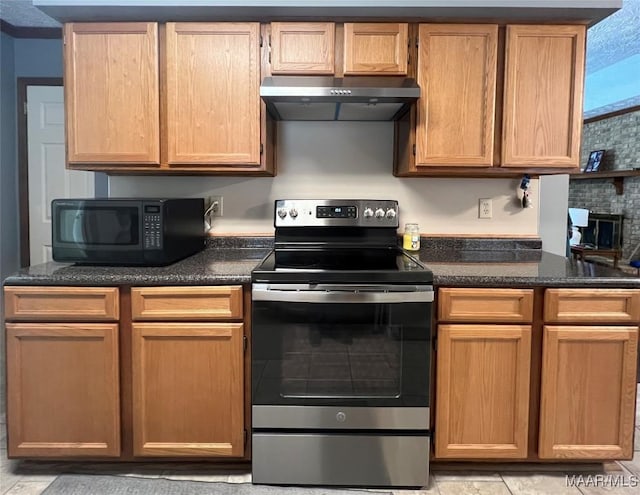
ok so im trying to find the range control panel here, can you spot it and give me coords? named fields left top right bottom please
left=274, top=199, right=399, bottom=228
left=316, top=205, right=358, bottom=219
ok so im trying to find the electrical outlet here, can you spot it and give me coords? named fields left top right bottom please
left=479, top=198, right=492, bottom=219
left=207, top=196, right=223, bottom=217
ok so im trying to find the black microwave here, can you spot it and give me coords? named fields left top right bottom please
left=52, top=198, right=205, bottom=266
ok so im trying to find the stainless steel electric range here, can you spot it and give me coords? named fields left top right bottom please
left=251, top=199, right=433, bottom=488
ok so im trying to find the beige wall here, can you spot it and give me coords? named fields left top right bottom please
left=110, top=122, right=540, bottom=236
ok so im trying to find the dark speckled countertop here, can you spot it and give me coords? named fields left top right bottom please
left=3, top=236, right=273, bottom=287
left=3, top=247, right=271, bottom=287
left=3, top=237, right=639, bottom=288
left=420, top=250, right=640, bottom=287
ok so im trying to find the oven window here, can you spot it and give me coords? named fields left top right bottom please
left=57, top=207, right=139, bottom=245
left=253, top=300, right=430, bottom=407
left=280, top=322, right=402, bottom=399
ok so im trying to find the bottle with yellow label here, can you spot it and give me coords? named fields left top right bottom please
left=403, top=223, right=420, bottom=251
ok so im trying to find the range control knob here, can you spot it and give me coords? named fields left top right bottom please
left=386, top=208, right=397, bottom=219
left=289, top=208, right=298, bottom=219
left=363, top=208, right=374, bottom=218
left=277, top=208, right=288, bottom=219
left=374, top=208, right=385, bottom=219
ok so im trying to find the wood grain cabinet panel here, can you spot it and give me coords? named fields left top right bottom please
left=132, top=323, right=245, bottom=457
left=343, top=23, right=408, bottom=75
left=270, top=22, right=335, bottom=74
left=166, top=23, right=261, bottom=167
left=502, top=25, right=585, bottom=168
left=544, top=289, right=640, bottom=324
left=131, top=286, right=243, bottom=321
left=4, top=286, right=119, bottom=322
left=415, top=24, right=498, bottom=167
left=539, top=325, right=638, bottom=459
left=439, top=288, right=534, bottom=323
left=6, top=323, right=120, bottom=457
left=436, top=324, right=531, bottom=458
left=64, top=23, right=160, bottom=166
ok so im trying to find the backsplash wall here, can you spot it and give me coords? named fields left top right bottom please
left=110, top=122, right=539, bottom=236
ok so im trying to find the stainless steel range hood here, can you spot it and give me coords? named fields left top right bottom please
left=260, top=76, right=420, bottom=121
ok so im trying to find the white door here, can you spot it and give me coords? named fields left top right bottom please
left=27, top=86, right=94, bottom=264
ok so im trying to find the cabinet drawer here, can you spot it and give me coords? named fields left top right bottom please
left=544, top=289, right=640, bottom=323
left=131, top=286, right=243, bottom=321
left=439, top=288, right=534, bottom=323
left=4, top=286, right=119, bottom=322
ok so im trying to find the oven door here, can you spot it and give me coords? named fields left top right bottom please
left=252, top=283, right=433, bottom=428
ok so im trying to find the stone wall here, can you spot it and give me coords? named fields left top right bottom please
left=569, top=108, right=640, bottom=261
left=579, top=109, right=640, bottom=171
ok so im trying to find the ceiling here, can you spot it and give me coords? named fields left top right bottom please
left=0, top=0, right=60, bottom=28
left=586, top=0, right=639, bottom=74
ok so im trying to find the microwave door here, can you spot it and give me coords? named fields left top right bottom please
left=61, top=210, right=89, bottom=259
left=73, top=207, right=139, bottom=247
left=70, top=211, right=87, bottom=245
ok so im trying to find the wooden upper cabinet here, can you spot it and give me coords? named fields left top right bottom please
left=502, top=25, right=585, bottom=168
left=539, top=325, right=638, bottom=459
left=64, top=23, right=160, bottom=165
left=416, top=24, right=498, bottom=167
left=132, top=322, right=245, bottom=457
left=436, top=324, right=531, bottom=458
left=7, top=323, right=120, bottom=457
left=343, top=23, right=408, bottom=75
left=166, top=23, right=261, bottom=167
left=270, top=22, right=335, bottom=74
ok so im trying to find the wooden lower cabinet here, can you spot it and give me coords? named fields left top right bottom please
left=436, top=324, right=531, bottom=458
left=132, top=322, right=245, bottom=457
left=539, top=325, right=639, bottom=459
left=6, top=323, right=120, bottom=457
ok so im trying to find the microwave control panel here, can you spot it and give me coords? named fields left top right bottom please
left=143, top=205, right=162, bottom=249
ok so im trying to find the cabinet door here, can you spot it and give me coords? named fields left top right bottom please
left=343, top=23, right=408, bottom=75
left=436, top=324, right=531, bottom=458
left=64, top=23, right=160, bottom=165
left=416, top=24, right=498, bottom=167
left=539, top=325, right=638, bottom=459
left=132, top=322, right=244, bottom=457
left=270, top=22, right=335, bottom=74
left=166, top=23, right=261, bottom=166
left=502, top=25, right=585, bottom=168
left=6, top=323, right=120, bottom=457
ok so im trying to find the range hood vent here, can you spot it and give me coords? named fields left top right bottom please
left=260, top=76, right=420, bottom=121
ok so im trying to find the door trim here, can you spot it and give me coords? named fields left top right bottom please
left=17, top=77, right=63, bottom=267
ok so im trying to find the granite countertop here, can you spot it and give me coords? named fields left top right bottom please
left=419, top=250, right=640, bottom=288
left=3, top=237, right=640, bottom=288
left=3, top=247, right=271, bottom=287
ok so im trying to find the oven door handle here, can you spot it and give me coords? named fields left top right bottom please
left=252, top=286, right=434, bottom=304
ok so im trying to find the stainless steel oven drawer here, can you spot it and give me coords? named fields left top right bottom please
left=252, top=433, right=430, bottom=487
left=253, top=405, right=429, bottom=430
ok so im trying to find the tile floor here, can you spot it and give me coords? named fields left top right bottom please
left=1, top=387, right=639, bottom=495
